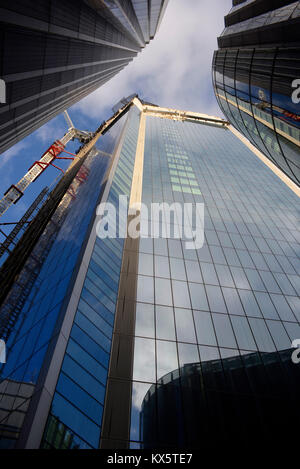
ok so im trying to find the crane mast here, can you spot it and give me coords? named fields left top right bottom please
left=0, top=113, right=93, bottom=218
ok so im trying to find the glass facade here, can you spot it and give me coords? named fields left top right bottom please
left=0, top=108, right=136, bottom=448
left=140, top=348, right=300, bottom=447
left=41, top=107, right=141, bottom=449
left=128, top=112, right=300, bottom=448
left=212, top=0, right=300, bottom=186
left=0, top=0, right=168, bottom=154
left=0, top=98, right=299, bottom=449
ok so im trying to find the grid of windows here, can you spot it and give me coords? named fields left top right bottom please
left=164, top=128, right=201, bottom=196
left=132, top=0, right=150, bottom=42
left=1, top=102, right=299, bottom=449
left=149, top=0, right=165, bottom=37
left=213, top=0, right=300, bottom=187
left=0, top=0, right=167, bottom=154
left=129, top=114, right=300, bottom=448
left=0, top=143, right=110, bottom=446
left=42, top=107, right=141, bottom=449
left=213, top=47, right=300, bottom=186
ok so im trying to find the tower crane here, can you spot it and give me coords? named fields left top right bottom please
left=0, top=111, right=94, bottom=218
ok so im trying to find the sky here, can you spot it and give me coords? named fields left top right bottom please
left=0, top=0, right=232, bottom=235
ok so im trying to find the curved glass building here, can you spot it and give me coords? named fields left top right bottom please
left=140, top=349, right=300, bottom=447
left=212, top=0, right=300, bottom=186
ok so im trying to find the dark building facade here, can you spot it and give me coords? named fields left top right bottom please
left=212, top=0, right=300, bottom=186
left=140, top=348, right=300, bottom=447
left=0, top=0, right=168, bottom=154
left=0, top=98, right=299, bottom=449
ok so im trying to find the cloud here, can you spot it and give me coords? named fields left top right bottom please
left=0, top=115, right=65, bottom=173
left=74, top=0, right=232, bottom=119
left=0, top=139, right=29, bottom=170
left=34, top=119, right=65, bottom=145
left=0, top=2, right=233, bottom=215
left=0, top=139, right=32, bottom=194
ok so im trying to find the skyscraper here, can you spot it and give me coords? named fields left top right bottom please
left=212, top=0, right=300, bottom=186
left=0, top=97, right=299, bottom=449
left=0, top=0, right=169, bottom=154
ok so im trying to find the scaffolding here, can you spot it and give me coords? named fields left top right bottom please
left=0, top=187, right=49, bottom=263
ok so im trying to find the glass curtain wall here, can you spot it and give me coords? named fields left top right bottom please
left=129, top=115, right=300, bottom=448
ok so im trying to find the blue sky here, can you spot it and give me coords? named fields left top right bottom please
left=0, top=0, right=232, bottom=235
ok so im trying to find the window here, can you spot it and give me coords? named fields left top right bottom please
left=51, top=393, right=100, bottom=448
left=155, top=278, right=173, bottom=306
left=156, top=341, right=178, bottom=380
left=254, top=292, right=279, bottom=320
left=137, top=276, right=154, bottom=304
left=206, top=285, right=227, bottom=314
left=245, top=268, right=266, bottom=292
left=238, top=290, right=262, bottom=318
left=189, top=283, right=208, bottom=311
left=178, top=343, right=199, bottom=367
left=185, top=260, right=202, bottom=283
left=230, top=315, right=257, bottom=351
left=138, top=253, right=153, bottom=276
left=156, top=306, right=176, bottom=340
left=248, top=318, right=276, bottom=352
left=154, top=255, right=170, bottom=278
left=170, top=257, right=186, bottom=281
left=266, top=320, right=291, bottom=350
left=133, top=337, right=156, bottom=382
left=201, top=262, right=219, bottom=285
left=212, top=313, right=237, bottom=348
left=56, top=373, right=103, bottom=424
left=154, top=238, right=168, bottom=256
left=222, top=287, right=244, bottom=315
left=230, top=266, right=250, bottom=289
left=198, top=345, right=220, bottom=362
left=168, top=239, right=183, bottom=258
left=175, top=308, right=196, bottom=343
left=172, top=281, right=191, bottom=308
left=135, top=303, right=155, bottom=338
left=193, top=310, right=217, bottom=346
